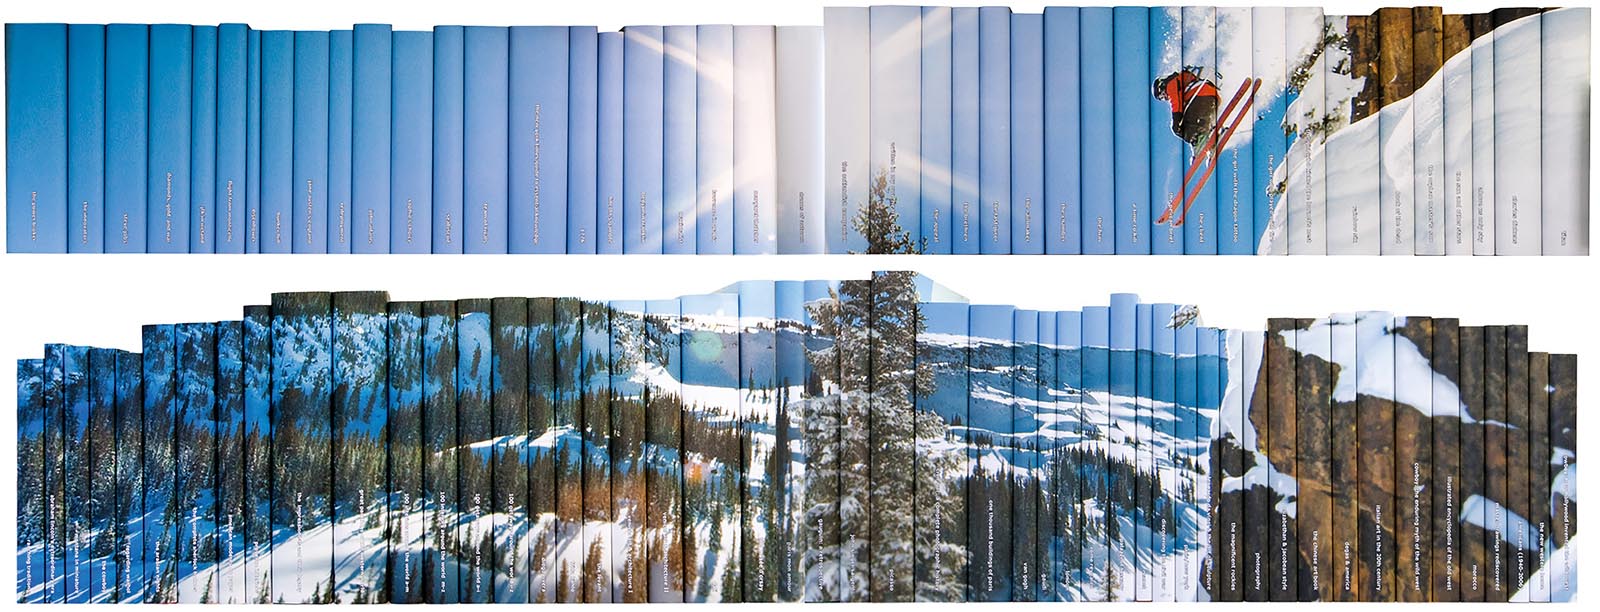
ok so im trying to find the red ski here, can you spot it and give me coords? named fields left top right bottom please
left=1156, top=78, right=1261, bottom=226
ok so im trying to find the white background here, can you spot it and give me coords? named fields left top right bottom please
left=0, top=0, right=1593, bottom=607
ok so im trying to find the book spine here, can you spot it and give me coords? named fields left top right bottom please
left=1493, top=9, right=1542, bottom=255
left=261, top=31, right=294, bottom=253
left=733, top=26, right=778, bottom=255
left=386, top=302, right=424, bottom=604
left=1397, top=317, right=1435, bottom=601
left=114, top=351, right=145, bottom=602
left=1240, top=330, right=1267, bottom=601
left=1078, top=305, right=1109, bottom=600
left=527, top=298, right=558, bottom=602
left=138, top=329, right=176, bottom=603
left=1441, top=16, right=1472, bottom=256
left=327, top=30, right=353, bottom=253
left=950, top=8, right=980, bottom=254
left=623, top=27, right=664, bottom=255
left=1483, top=325, right=1509, bottom=601
left=1055, top=311, right=1081, bottom=600
left=214, top=321, right=247, bottom=603
left=269, top=293, right=333, bottom=603
left=1152, top=307, right=1177, bottom=601
left=1413, top=9, right=1446, bottom=255
left=1429, top=319, right=1462, bottom=600
left=966, top=304, right=1013, bottom=601
left=642, top=298, right=684, bottom=602
left=662, top=26, right=697, bottom=254
left=870, top=274, right=917, bottom=600
left=509, top=27, right=568, bottom=254
left=1548, top=354, right=1576, bottom=602
left=1010, top=13, right=1044, bottom=255
left=5, top=24, right=67, bottom=252
left=1326, top=15, right=1380, bottom=255
left=1541, top=8, right=1590, bottom=255
left=596, top=32, right=624, bottom=255
left=770, top=283, right=805, bottom=601
left=1358, top=312, right=1397, bottom=600
left=491, top=297, right=531, bottom=602
left=352, top=24, right=393, bottom=254
left=1013, top=309, right=1041, bottom=601
left=242, top=306, right=271, bottom=601
left=432, top=26, right=464, bottom=253
left=148, top=24, right=192, bottom=253
left=919, top=8, right=952, bottom=255
left=734, top=282, right=777, bottom=600
left=105, top=25, right=148, bottom=253
left=777, top=26, right=824, bottom=255
left=190, top=26, right=217, bottom=253
left=606, top=301, right=647, bottom=602
left=216, top=24, right=247, bottom=253
left=1037, top=311, right=1058, bottom=603
left=1265, top=318, right=1297, bottom=601
left=824, top=8, right=870, bottom=254
left=1251, top=8, right=1288, bottom=255
left=869, top=7, right=922, bottom=255
left=420, top=300, right=460, bottom=603
left=463, top=27, right=509, bottom=254
left=1043, top=7, right=1080, bottom=255
left=1292, top=320, right=1331, bottom=602
left=1217, top=8, right=1255, bottom=255
left=694, top=25, right=733, bottom=255
left=1457, top=325, right=1487, bottom=601
left=390, top=31, right=433, bottom=253
left=1181, top=7, right=1218, bottom=254
left=1112, top=8, right=1150, bottom=255
left=290, top=31, right=328, bottom=253
left=245, top=30, right=261, bottom=253
left=1106, top=294, right=1136, bottom=602
left=62, top=346, right=91, bottom=603
left=17, top=359, right=45, bottom=602
left=1177, top=323, right=1203, bottom=601
left=1133, top=305, right=1154, bottom=601
left=580, top=300, right=614, bottom=601
left=977, top=7, right=1011, bottom=255
left=1325, top=314, right=1357, bottom=601
left=1214, top=329, right=1244, bottom=602
left=454, top=299, right=493, bottom=602
left=1148, top=8, right=1183, bottom=256
left=1469, top=14, right=1495, bottom=255
left=1079, top=8, right=1113, bottom=254
left=331, top=292, right=390, bottom=602
left=174, top=324, right=217, bottom=604
left=676, top=293, right=741, bottom=601
left=1526, top=350, right=1551, bottom=602
left=566, top=27, right=598, bottom=254
left=1286, top=7, right=1325, bottom=255
left=43, top=346, right=65, bottom=603
left=67, top=24, right=105, bottom=253
left=550, top=298, right=582, bottom=602
left=913, top=301, right=969, bottom=601
left=1505, top=325, right=1531, bottom=600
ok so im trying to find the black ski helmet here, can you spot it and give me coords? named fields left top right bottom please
left=1152, top=74, right=1169, bottom=100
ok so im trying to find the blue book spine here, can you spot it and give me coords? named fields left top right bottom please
left=1079, top=305, right=1109, bottom=601
left=67, top=25, right=105, bottom=253
left=694, top=24, right=733, bottom=254
left=870, top=7, right=921, bottom=254
left=62, top=345, right=90, bottom=603
left=978, top=7, right=1011, bottom=254
left=190, top=26, right=217, bottom=253
left=733, top=26, right=777, bottom=255
left=17, top=358, right=46, bottom=603
left=567, top=26, right=598, bottom=253
left=1054, top=310, right=1082, bottom=600
left=5, top=24, right=66, bottom=252
left=775, top=26, right=824, bottom=255
left=1010, top=13, right=1044, bottom=254
left=1181, top=7, right=1217, bottom=254
left=1215, top=9, right=1255, bottom=256
left=623, top=25, right=664, bottom=254
left=463, top=26, right=508, bottom=254
left=391, top=31, right=432, bottom=253
left=662, top=25, right=697, bottom=254
left=211, top=321, right=245, bottom=604
left=1133, top=303, right=1153, bottom=600
left=920, top=7, right=953, bottom=254
left=1107, top=293, right=1137, bottom=602
left=331, top=292, right=390, bottom=602
left=174, top=323, right=217, bottom=604
left=269, top=293, right=334, bottom=604
left=245, top=29, right=262, bottom=253
left=1043, top=7, right=1081, bottom=254
left=1079, top=9, right=1114, bottom=254
left=353, top=25, right=392, bottom=253
left=950, top=8, right=980, bottom=254
left=967, top=304, right=1014, bottom=601
left=113, top=350, right=145, bottom=602
left=216, top=24, right=247, bottom=253
left=139, top=329, right=177, bottom=602
left=823, top=8, right=870, bottom=254
left=104, top=25, right=147, bottom=253
left=290, top=31, right=328, bottom=253
left=432, top=26, right=464, bottom=253
left=147, top=24, right=191, bottom=253
left=1251, top=8, right=1288, bottom=255
left=509, top=26, right=568, bottom=254
left=1149, top=8, right=1184, bottom=256
left=1011, top=309, right=1040, bottom=600
left=597, top=31, right=624, bottom=254
left=1111, top=8, right=1149, bottom=254
left=264, top=29, right=296, bottom=251
left=327, top=30, right=354, bottom=253
left=241, top=306, right=272, bottom=600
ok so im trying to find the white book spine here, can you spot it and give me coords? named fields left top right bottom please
left=1442, top=34, right=1474, bottom=256
left=732, top=25, right=777, bottom=254
left=1414, top=32, right=1446, bottom=255
left=824, top=7, right=871, bottom=254
left=1495, top=13, right=1542, bottom=255
left=696, top=25, right=733, bottom=254
left=1470, top=28, right=1495, bottom=254
left=1253, top=7, right=1288, bottom=255
left=776, top=26, right=825, bottom=254
left=1541, top=8, right=1589, bottom=255
left=1285, top=7, right=1325, bottom=255
left=870, top=6, right=921, bottom=252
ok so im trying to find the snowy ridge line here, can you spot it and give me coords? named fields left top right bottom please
left=14, top=280, right=1581, bottom=603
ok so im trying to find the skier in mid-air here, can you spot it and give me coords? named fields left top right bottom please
left=1152, top=67, right=1222, bottom=150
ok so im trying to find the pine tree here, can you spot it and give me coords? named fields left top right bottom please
left=850, top=169, right=919, bottom=254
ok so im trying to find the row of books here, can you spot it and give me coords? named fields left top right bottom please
left=5, top=6, right=1589, bottom=255
left=15, top=273, right=1578, bottom=603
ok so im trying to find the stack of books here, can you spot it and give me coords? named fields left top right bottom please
left=14, top=272, right=1579, bottom=603
left=5, top=6, right=1589, bottom=255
